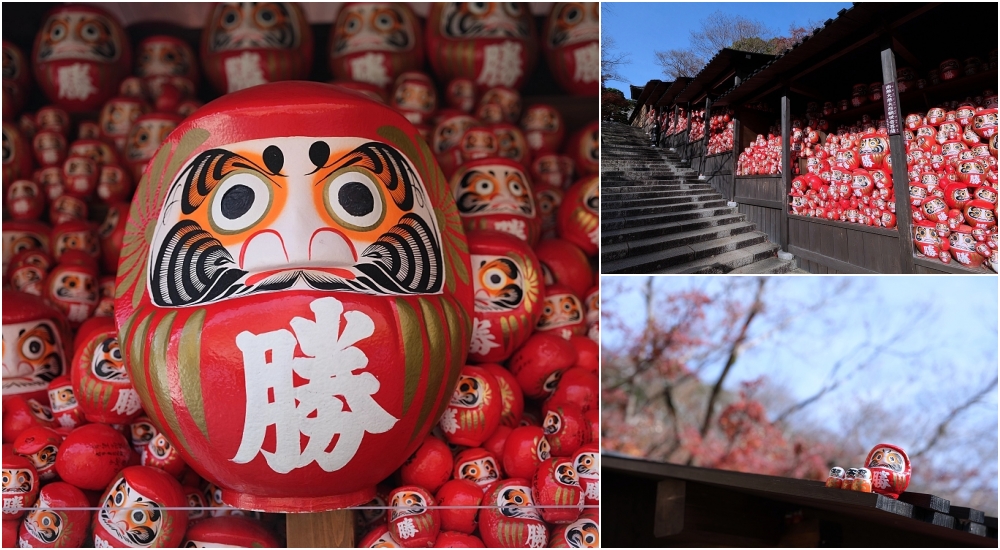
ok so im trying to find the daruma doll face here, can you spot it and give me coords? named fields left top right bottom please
left=114, top=81, right=472, bottom=512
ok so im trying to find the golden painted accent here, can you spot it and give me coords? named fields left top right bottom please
left=178, top=309, right=209, bottom=441
left=128, top=314, right=155, bottom=414
left=396, top=299, right=422, bottom=416
left=427, top=297, right=465, bottom=429
left=411, top=298, right=445, bottom=442
left=148, top=311, right=193, bottom=456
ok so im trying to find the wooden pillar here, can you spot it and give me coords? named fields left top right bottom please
left=701, top=95, right=713, bottom=177
left=672, top=104, right=679, bottom=148
left=780, top=93, right=792, bottom=251
left=654, top=479, right=686, bottom=538
left=730, top=114, right=740, bottom=201
left=287, top=510, right=355, bottom=547
left=729, top=76, right=742, bottom=201
left=881, top=47, right=915, bottom=273
left=681, top=102, right=692, bottom=161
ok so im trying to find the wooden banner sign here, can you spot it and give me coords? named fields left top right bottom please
left=882, top=81, right=901, bottom=136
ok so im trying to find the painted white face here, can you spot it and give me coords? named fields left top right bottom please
left=389, top=490, right=427, bottom=521
left=497, top=484, right=541, bottom=520
left=136, top=40, right=194, bottom=78
left=1, top=319, right=64, bottom=394
left=450, top=373, right=492, bottom=410
left=23, top=494, right=64, bottom=545
left=439, top=3, right=531, bottom=39
left=99, top=477, right=164, bottom=547
left=458, top=456, right=500, bottom=485
left=91, top=336, right=127, bottom=382
left=543, top=410, right=562, bottom=435
left=147, top=136, right=444, bottom=307
left=574, top=451, right=598, bottom=480
left=868, top=447, right=905, bottom=472
left=207, top=2, right=303, bottom=52
left=472, top=254, right=524, bottom=311
left=333, top=4, right=418, bottom=55
left=48, top=383, right=77, bottom=412
left=537, top=293, right=583, bottom=330
left=546, top=2, right=599, bottom=48
left=36, top=10, right=123, bottom=63
left=453, top=163, right=535, bottom=217
left=564, top=518, right=600, bottom=548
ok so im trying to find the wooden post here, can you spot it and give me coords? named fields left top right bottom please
left=780, top=93, right=792, bottom=251
left=672, top=104, right=679, bottom=149
left=702, top=95, right=713, bottom=177
left=286, top=510, right=356, bottom=547
left=730, top=114, right=740, bottom=201
left=654, top=479, right=686, bottom=538
left=729, top=76, right=742, bottom=201
left=881, top=47, right=915, bottom=273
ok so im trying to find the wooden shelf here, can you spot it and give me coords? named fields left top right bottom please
left=913, top=255, right=995, bottom=275
left=788, top=213, right=900, bottom=237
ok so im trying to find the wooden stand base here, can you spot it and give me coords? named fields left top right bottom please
left=286, top=510, right=355, bottom=547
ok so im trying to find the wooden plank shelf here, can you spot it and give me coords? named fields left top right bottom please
left=605, top=454, right=996, bottom=547
left=913, top=256, right=995, bottom=275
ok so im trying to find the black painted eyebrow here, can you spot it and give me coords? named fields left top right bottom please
left=177, top=148, right=280, bottom=215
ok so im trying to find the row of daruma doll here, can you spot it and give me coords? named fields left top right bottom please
left=824, top=443, right=912, bottom=500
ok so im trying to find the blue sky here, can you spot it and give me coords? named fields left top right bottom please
left=602, top=2, right=853, bottom=90
left=602, top=276, right=999, bottom=430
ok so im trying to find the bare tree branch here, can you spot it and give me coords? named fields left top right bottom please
left=601, top=35, right=631, bottom=86
left=912, top=374, right=999, bottom=459
left=690, top=278, right=767, bottom=463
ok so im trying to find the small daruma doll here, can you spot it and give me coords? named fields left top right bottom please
left=201, top=2, right=313, bottom=94
left=479, top=479, right=548, bottom=548
left=451, top=157, right=541, bottom=245
left=388, top=485, right=440, bottom=547
left=438, top=365, right=501, bottom=447
left=92, top=466, right=189, bottom=548
left=467, top=230, right=542, bottom=362
left=329, top=3, right=424, bottom=90
left=72, top=317, right=143, bottom=424
left=558, top=175, right=599, bottom=256
left=425, top=2, right=538, bottom=92
left=543, top=3, right=600, bottom=96
left=114, top=81, right=472, bottom=512
left=124, top=112, right=181, bottom=182
left=865, top=444, right=910, bottom=499
left=2, top=290, right=69, bottom=404
left=32, top=4, right=131, bottom=112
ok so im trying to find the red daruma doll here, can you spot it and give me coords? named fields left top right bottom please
left=467, top=230, right=543, bottom=363
left=200, top=2, right=313, bottom=94
left=114, top=81, right=472, bottom=511
left=425, top=2, right=538, bottom=92
left=329, top=3, right=424, bottom=90
left=542, top=3, right=600, bottom=96
left=32, top=4, right=131, bottom=112
left=865, top=443, right=911, bottom=499
left=2, top=291, right=70, bottom=404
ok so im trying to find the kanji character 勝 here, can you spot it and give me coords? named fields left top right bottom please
left=469, top=319, right=501, bottom=356
left=396, top=517, right=418, bottom=540
left=233, top=297, right=398, bottom=474
left=573, top=43, right=599, bottom=83
left=350, top=52, right=391, bottom=88
left=478, top=42, right=524, bottom=88
left=56, top=64, right=97, bottom=101
left=224, top=52, right=267, bottom=92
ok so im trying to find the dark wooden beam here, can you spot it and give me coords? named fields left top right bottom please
left=780, top=94, right=791, bottom=251
left=654, top=479, right=686, bottom=538
left=890, top=35, right=922, bottom=70
left=882, top=47, right=915, bottom=273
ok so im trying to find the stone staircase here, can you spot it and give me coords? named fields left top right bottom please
left=601, top=122, right=803, bottom=274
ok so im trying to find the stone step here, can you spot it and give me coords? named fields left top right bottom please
left=603, top=197, right=729, bottom=219
left=603, top=231, right=773, bottom=274
left=653, top=242, right=782, bottom=274
left=602, top=221, right=758, bottom=262
left=602, top=213, right=746, bottom=245
left=603, top=187, right=715, bottom=200
left=602, top=205, right=739, bottom=232
left=602, top=192, right=724, bottom=210
left=729, top=256, right=799, bottom=274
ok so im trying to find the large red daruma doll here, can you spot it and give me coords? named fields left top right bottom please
left=200, top=2, right=314, bottom=95
left=542, top=3, right=599, bottom=96
left=329, top=3, right=424, bottom=90
left=32, top=4, right=131, bottom=113
left=425, top=2, right=538, bottom=92
left=114, top=82, right=473, bottom=512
